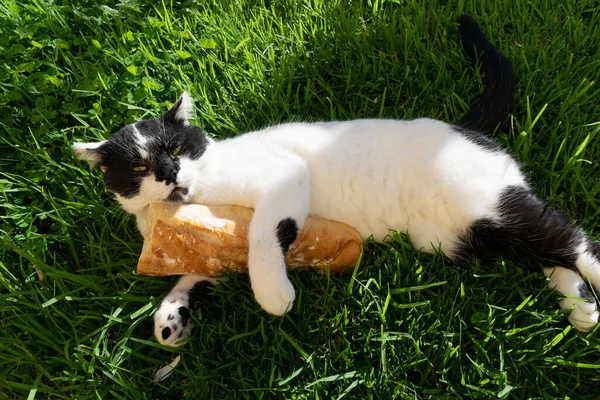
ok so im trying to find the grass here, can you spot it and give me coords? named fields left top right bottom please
left=1, top=0, right=600, bottom=398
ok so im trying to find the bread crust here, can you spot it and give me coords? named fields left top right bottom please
left=137, top=204, right=362, bottom=276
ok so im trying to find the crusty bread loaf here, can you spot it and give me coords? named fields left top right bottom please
left=137, top=203, right=362, bottom=276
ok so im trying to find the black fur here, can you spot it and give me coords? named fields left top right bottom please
left=153, top=153, right=180, bottom=185
left=167, top=187, right=189, bottom=202
left=276, top=218, right=299, bottom=254
left=161, top=280, right=215, bottom=341
left=178, top=306, right=191, bottom=327
left=96, top=127, right=148, bottom=198
left=457, top=185, right=583, bottom=271
left=588, top=240, right=600, bottom=260
left=187, top=280, right=215, bottom=312
left=452, top=125, right=503, bottom=152
left=456, top=15, right=514, bottom=136
left=94, top=99, right=209, bottom=198
left=161, top=327, right=170, bottom=340
left=578, top=283, right=597, bottom=304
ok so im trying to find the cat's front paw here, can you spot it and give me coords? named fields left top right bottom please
left=564, top=299, right=599, bottom=332
left=154, top=277, right=218, bottom=346
left=251, top=271, right=295, bottom=316
left=154, top=293, right=193, bottom=347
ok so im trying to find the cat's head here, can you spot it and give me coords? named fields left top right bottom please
left=73, top=92, right=209, bottom=214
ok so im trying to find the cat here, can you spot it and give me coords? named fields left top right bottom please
left=73, top=16, right=600, bottom=347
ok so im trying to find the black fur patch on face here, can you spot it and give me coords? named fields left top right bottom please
left=452, top=125, right=503, bottom=152
left=277, top=218, right=299, bottom=254
left=456, top=185, right=583, bottom=271
left=97, top=125, right=149, bottom=198
left=188, top=280, right=215, bottom=312
left=97, top=113, right=208, bottom=199
left=136, top=116, right=208, bottom=161
left=153, top=149, right=180, bottom=186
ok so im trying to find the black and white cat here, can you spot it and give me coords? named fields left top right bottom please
left=73, top=16, right=600, bottom=346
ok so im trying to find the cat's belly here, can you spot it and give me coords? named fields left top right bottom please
left=308, top=177, right=473, bottom=255
left=309, top=181, right=495, bottom=257
left=309, top=161, right=526, bottom=257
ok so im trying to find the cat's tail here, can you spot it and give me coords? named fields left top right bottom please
left=456, top=15, right=515, bottom=136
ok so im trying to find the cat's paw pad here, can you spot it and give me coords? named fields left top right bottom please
left=154, top=294, right=192, bottom=347
left=252, top=274, right=295, bottom=316
left=564, top=300, right=599, bottom=332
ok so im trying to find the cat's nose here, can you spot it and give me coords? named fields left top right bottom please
left=155, top=170, right=177, bottom=185
left=163, top=173, right=177, bottom=185
left=155, top=160, right=180, bottom=185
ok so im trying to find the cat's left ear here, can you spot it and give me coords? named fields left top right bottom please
left=72, top=141, right=108, bottom=171
left=163, top=92, right=193, bottom=126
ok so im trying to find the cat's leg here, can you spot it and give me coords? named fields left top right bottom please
left=458, top=185, right=599, bottom=331
left=154, top=275, right=219, bottom=346
left=561, top=239, right=600, bottom=330
left=544, top=267, right=599, bottom=331
left=247, top=159, right=310, bottom=316
left=574, top=240, right=600, bottom=298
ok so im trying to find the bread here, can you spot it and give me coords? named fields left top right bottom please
left=137, top=203, right=362, bottom=276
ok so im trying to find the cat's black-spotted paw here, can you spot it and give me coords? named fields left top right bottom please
left=155, top=301, right=192, bottom=347
left=154, top=276, right=218, bottom=347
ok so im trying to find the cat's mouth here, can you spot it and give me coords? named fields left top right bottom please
left=166, top=187, right=189, bottom=203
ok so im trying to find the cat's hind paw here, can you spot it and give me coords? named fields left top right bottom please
left=564, top=299, right=599, bottom=332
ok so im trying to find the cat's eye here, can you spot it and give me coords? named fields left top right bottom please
left=132, top=165, right=147, bottom=172
left=171, top=145, right=182, bottom=156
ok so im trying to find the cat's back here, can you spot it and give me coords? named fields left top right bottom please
left=258, top=118, right=514, bottom=176
left=259, top=118, right=447, bottom=154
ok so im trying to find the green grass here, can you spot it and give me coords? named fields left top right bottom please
left=1, top=0, right=600, bottom=398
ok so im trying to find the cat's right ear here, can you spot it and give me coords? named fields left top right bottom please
left=163, top=92, right=193, bottom=126
left=72, top=141, right=107, bottom=171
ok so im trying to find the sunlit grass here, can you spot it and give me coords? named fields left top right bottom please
left=1, top=0, right=599, bottom=398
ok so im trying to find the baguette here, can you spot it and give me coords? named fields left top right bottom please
left=137, top=203, right=362, bottom=276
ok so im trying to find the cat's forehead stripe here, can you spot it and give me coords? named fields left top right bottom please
left=132, top=123, right=149, bottom=159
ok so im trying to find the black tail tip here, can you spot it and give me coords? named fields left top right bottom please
left=458, top=14, right=483, bottom=36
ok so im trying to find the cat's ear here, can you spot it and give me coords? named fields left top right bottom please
left=163, top=92, right=193, bottom=126
left=72, top=141, right=108, bottom=171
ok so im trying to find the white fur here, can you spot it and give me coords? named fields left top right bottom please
left=154, top=275, right=219, bottom=346
left=175, top=92, right=193, bottom=125
left=132, top=124, right=149, bottom=159
left=75, top=108, right=599, bottom=335
left=185, top=119, right=525, bottom=252
left=177, top=135, right=311, bottom=314
left=73, top=90, right=600, bottom=345
left=135, top=207, right=148, bottom=234
left=576, top=241, right=600, bottom=290
left=544, top=267, right=599, bottom=331
left=152, top=118, right=527, bottom=315
left=72, top=141, right=107, bottom=166
left=116, top=175, right=175, bottom=214
left=256, top=120, right=524, bottom=253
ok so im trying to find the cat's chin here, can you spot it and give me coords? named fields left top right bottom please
left=166, top=186, right=190, bottom=203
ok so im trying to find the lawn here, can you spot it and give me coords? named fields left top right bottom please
left=1, top=0, right=600, bottom=398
